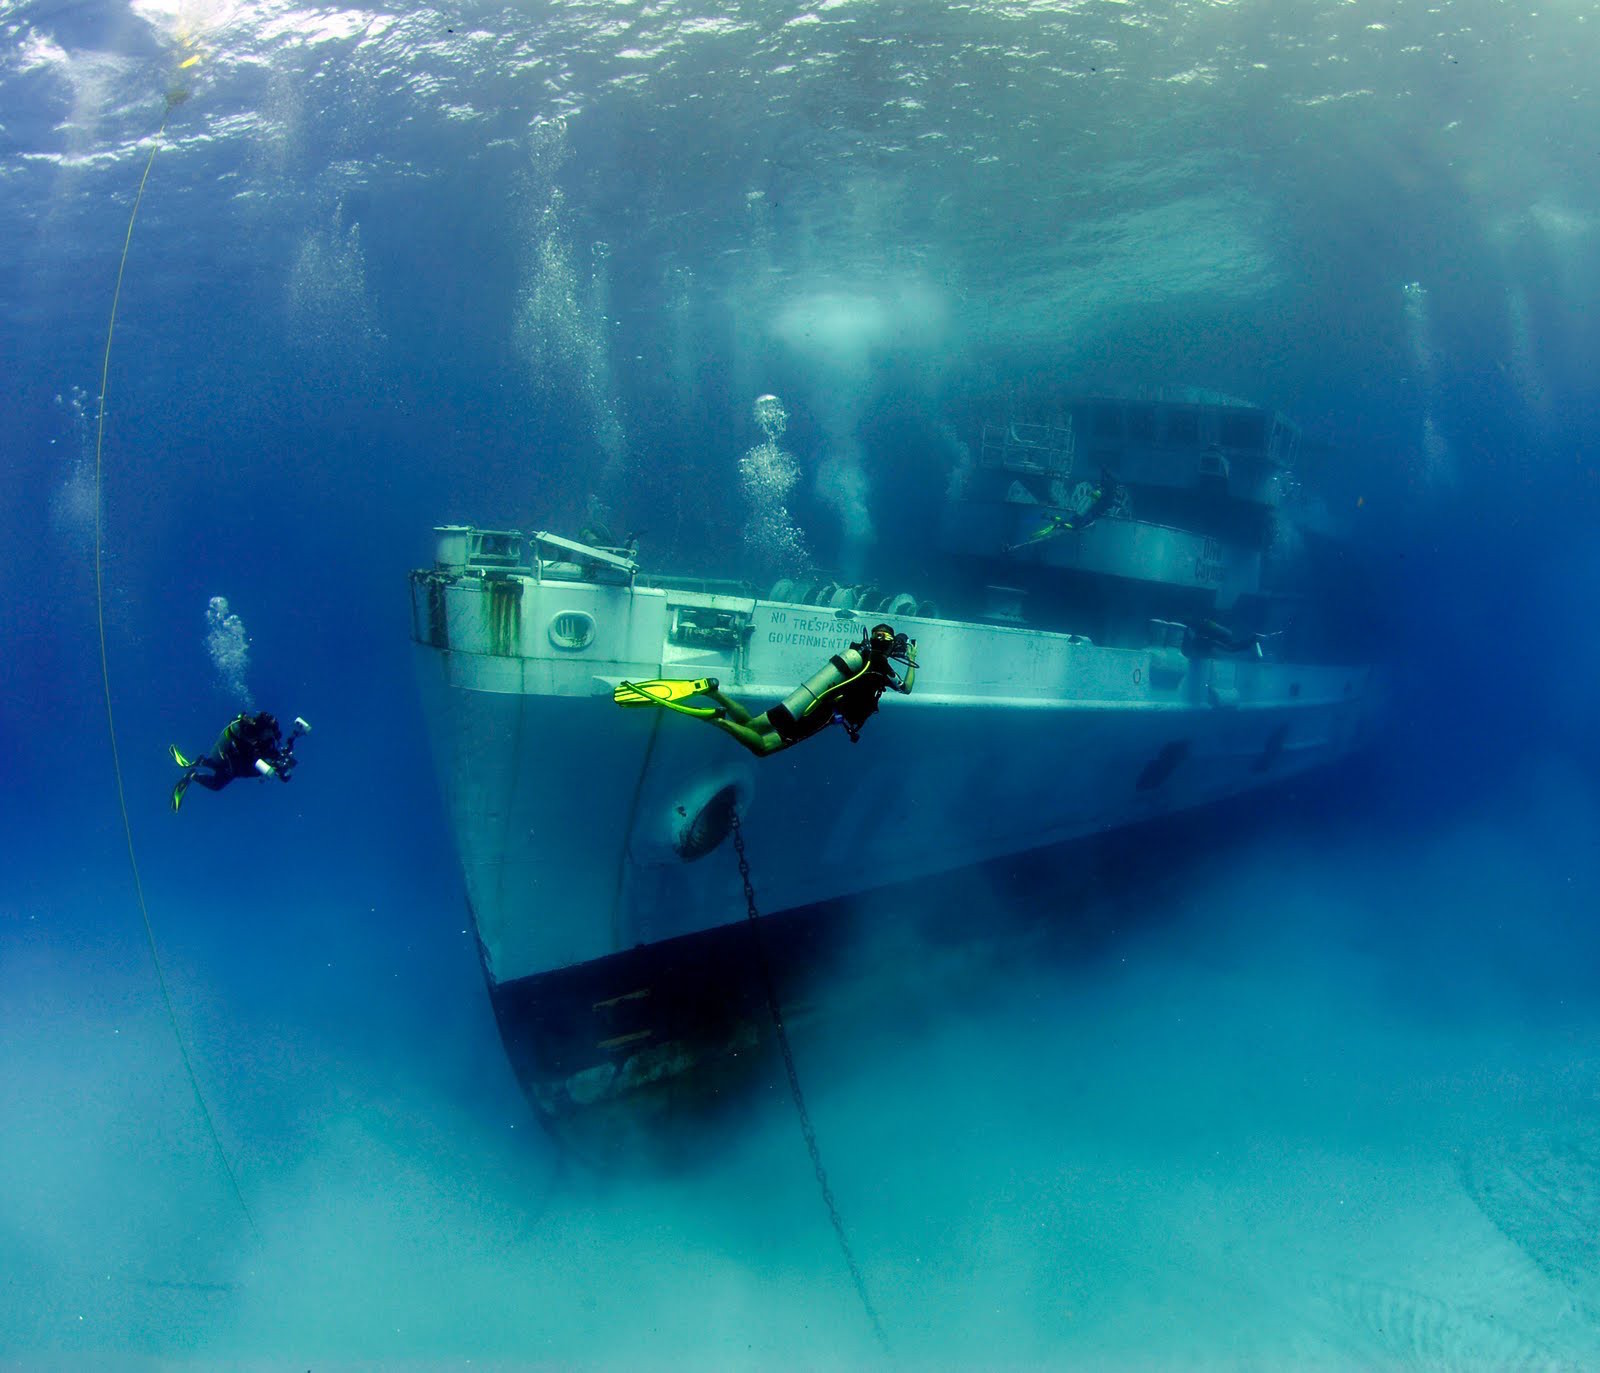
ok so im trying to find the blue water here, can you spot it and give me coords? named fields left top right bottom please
left=5, top=0, right=1600, bottom=1365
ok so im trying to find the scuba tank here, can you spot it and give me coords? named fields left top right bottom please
left=767, top=646, right=868, bottom=740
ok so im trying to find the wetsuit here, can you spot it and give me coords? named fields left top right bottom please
left=175, top=711, right=295, bottom=801
left=697, top=629, right=914, bottom=756
left=613, top=626, right=917, bottom=757
left=1008, top=476, right=1123, bottom=551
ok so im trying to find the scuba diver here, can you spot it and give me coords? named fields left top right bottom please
left=1006, top=472, right=1125, bottom=552
left=1182, top=619, right=1265, bottom=660
left=578, top=524, right=640, bottom=557
left=613, top=623, right=917, bottom=757
left=170, top=712, right=311, bottom=812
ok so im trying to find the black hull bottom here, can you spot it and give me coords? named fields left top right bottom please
left=486, top=902, right=844, bottom=1167
left=482, top=759, right=1371, bottom=1166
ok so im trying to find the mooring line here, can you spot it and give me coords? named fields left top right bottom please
left=93, top=84, right=259, bottom=1242
left=730, top=812, right=888, bottom=1354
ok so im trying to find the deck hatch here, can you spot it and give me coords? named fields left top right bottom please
left=669, top=604, right=752, bottom=650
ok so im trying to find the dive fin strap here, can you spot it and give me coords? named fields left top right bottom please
left=654, top=697, right=723, bottom=720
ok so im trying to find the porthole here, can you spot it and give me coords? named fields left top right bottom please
left=548, top=610, right=596, bottom=650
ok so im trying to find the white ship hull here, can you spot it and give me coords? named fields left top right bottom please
left=412, top=570, right=1377, bottom=988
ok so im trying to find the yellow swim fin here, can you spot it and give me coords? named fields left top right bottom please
left=171, top=775, right=191, bottom=813
left=614, top=678, right=711, bottom=707
left=169, top=744, right=194, bottom=768
left=613, top=678, right=722, bottom=719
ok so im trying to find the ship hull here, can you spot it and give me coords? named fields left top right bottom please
left=413, top=601, right=1372, bottom=982
left=412, top=566, right=1377, bottom=1135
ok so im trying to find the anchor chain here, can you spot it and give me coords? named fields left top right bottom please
left=731, top=811, right=889, bottom=1353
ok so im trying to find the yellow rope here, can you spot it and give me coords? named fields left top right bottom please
left=93, top=91, right=259, bottom=1241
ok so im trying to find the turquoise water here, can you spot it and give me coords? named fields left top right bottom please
left=10, top=768, right=1600, bottom=1366
left=5, top=0, right=1600, bottom=1365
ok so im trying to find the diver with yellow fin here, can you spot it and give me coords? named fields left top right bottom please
left=615, top=624, right=916, bottom=756
left=170, top=712, right=310, bottom=811
left=1006, top=472, right=1124, bottom=553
